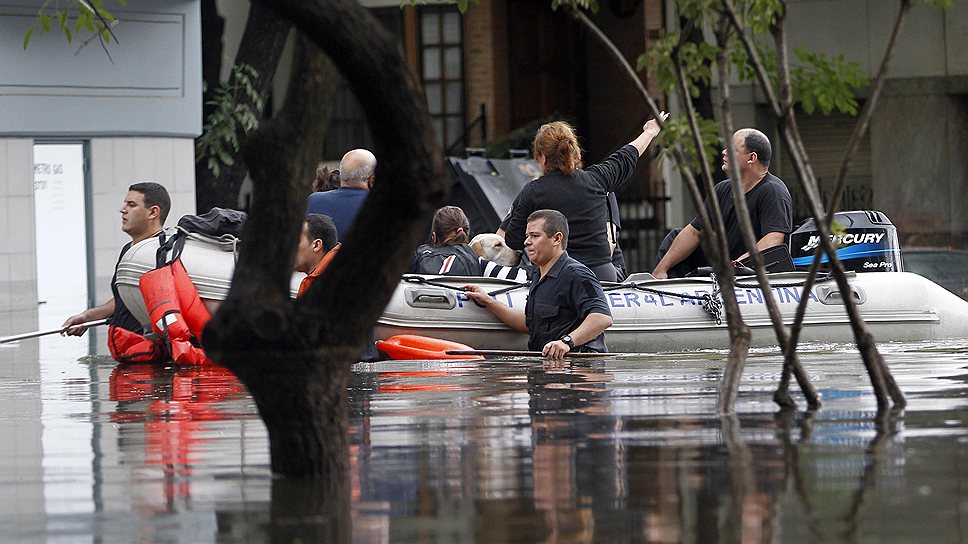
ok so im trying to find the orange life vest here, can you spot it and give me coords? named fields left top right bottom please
left=138, top=258, right=215, bottom=366
left=297, top=243, right=341, bottom=297
left=108, top=323, right=166, bottom=364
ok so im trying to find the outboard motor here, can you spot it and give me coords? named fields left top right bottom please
left=789, top=210, right=902, bottom=272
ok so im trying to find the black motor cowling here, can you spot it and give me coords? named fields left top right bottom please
left=789, top=210, right=902, bottom=272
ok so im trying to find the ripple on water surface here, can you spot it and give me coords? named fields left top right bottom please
left=1, top=339, right=967, bottom=542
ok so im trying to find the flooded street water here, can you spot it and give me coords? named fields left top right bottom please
left=1, top=333, right=967, bottom=543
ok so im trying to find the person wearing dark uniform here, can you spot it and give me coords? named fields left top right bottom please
left=465, top=209, right=613, bottom=358
left=503, top=113, right=668, bottom=282
left=63, top=182, right=171, bottom=335
left=652, top=128, right=793, bottom=278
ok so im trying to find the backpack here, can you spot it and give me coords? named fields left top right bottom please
left=176, top=207, right=248, bottom=238
left=413, top=244, right=483, bottom=276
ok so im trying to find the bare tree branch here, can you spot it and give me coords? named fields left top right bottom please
left=721, top=0, right=904, bottom=408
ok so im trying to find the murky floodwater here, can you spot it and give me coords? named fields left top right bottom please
left=1, top=333, right=967, bottom=543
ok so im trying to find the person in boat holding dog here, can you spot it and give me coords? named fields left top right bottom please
left=502, top=112, right=669, bottom=282
left=464, top=209, right=613, bottom=358
left=410, top=206, right=528, bottom=281
left=651, top=128, right=793, bottom=279
left=295, top=213, right=341, bottom=297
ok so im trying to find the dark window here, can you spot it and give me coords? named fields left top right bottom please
left=321, top=9, right=404, bottom=159
left=419, top=6, right=465, bottom=152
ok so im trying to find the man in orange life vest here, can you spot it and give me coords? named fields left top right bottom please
left=62, top=182, right=170, bottom=338
left=295, top=213, right=340, bottom=297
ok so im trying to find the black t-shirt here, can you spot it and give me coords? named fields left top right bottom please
left=524, top=252, right=611, bottom=352
left=111, top=242, right=144, bottom=333
left=505, top=145, right=639, bottom=268
left=689, top=173, right=793, bottom=260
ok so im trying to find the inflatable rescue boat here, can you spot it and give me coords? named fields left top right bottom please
left=114, top=211, right=968, bottom=353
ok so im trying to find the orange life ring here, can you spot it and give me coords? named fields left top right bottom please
left=375, top=334, right=483, bottom=360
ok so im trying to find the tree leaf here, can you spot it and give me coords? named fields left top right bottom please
left=40, top=13, right=51, bottom=32
left=23, top=27, right=33, bottom=50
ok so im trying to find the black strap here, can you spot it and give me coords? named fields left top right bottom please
left=155, top=231, right=188, bottom=269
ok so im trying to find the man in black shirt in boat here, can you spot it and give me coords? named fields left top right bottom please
left=652, top=128, right=793, bottom=278
left=464, top=209, right=612, bottom=358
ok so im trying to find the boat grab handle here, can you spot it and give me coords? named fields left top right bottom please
left=405, top=288, right=457, bottom=309
left=816, top=284, right=866, bottom=305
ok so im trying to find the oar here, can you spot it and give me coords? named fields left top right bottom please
left=445, top=349, right=614, bottom=359
left=0, top=318, right=110, bottom=344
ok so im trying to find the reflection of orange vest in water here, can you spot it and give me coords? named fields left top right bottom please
left=109, top=259, right=215, bottom=366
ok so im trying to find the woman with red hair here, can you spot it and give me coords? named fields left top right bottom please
left=503, top=113, right=668, bottom=282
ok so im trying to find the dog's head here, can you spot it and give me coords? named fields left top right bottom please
left=470, top=233, right=521, bottom=267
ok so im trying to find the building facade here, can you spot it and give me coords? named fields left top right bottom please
left=0, top=0, right=201, bottom=351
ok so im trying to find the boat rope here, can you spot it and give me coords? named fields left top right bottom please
left=604, top=280, right=723, bottom=324
left=401, top=272, right=834, bottom=326
left=401, top=275, right=531, bottom=297
left=602, top=272, right=837, bottom=325
left=734, top=273, right=834, bottom=289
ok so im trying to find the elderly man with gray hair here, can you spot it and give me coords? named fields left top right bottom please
left=306, top=148, right=377, bottom=243
left=652, top=128, right=794, bottom=278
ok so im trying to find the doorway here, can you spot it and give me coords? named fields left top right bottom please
left=32, top=142, right=93, bottom=357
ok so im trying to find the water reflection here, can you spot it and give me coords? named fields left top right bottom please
left=2, top=342, right=967, bottom=542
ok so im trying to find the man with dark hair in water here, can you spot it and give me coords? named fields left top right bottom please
left=63, top=182, right=171, bottom=335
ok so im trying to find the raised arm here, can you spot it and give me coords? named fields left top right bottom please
left=629, top=111, right=669, bottom=156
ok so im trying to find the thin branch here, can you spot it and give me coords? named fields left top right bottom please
left=722, top=0, right=903, bottom=408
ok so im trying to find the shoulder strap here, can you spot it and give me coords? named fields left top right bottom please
left=155, top=230, right=187, bottom=268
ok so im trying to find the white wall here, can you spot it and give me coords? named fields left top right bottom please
left=785, top=0, right=968, bottom=79
left=0, top=139, right=38, bottom=347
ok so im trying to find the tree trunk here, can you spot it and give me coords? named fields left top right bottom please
left=709, top=12, right=819, bottom=410
left=203, top=0, right=445, bottom=479
left=195, top=3, right=291, bottom=212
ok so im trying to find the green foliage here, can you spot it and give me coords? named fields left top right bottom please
left=724, top=33, right=779, bottom=84
left=737, top=0, right=783, bottom=34
left=791, top=47, right=868, bottom=115
left=654, top=114, right=721, bottom=175
left=676, top=0, right=720, bottom=25
left=550, top=0, right=600, bottom=13
left=195, top=64, right=264, bottom=179
left=830, top=219, right=847, bottom=248
left=639, top=31, right=717, bottom=99
left=23, top=0, right=123, bottom=50
left=403, top=0, right=480, bottom=14
left=643, top=0, right=867, bottom=120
